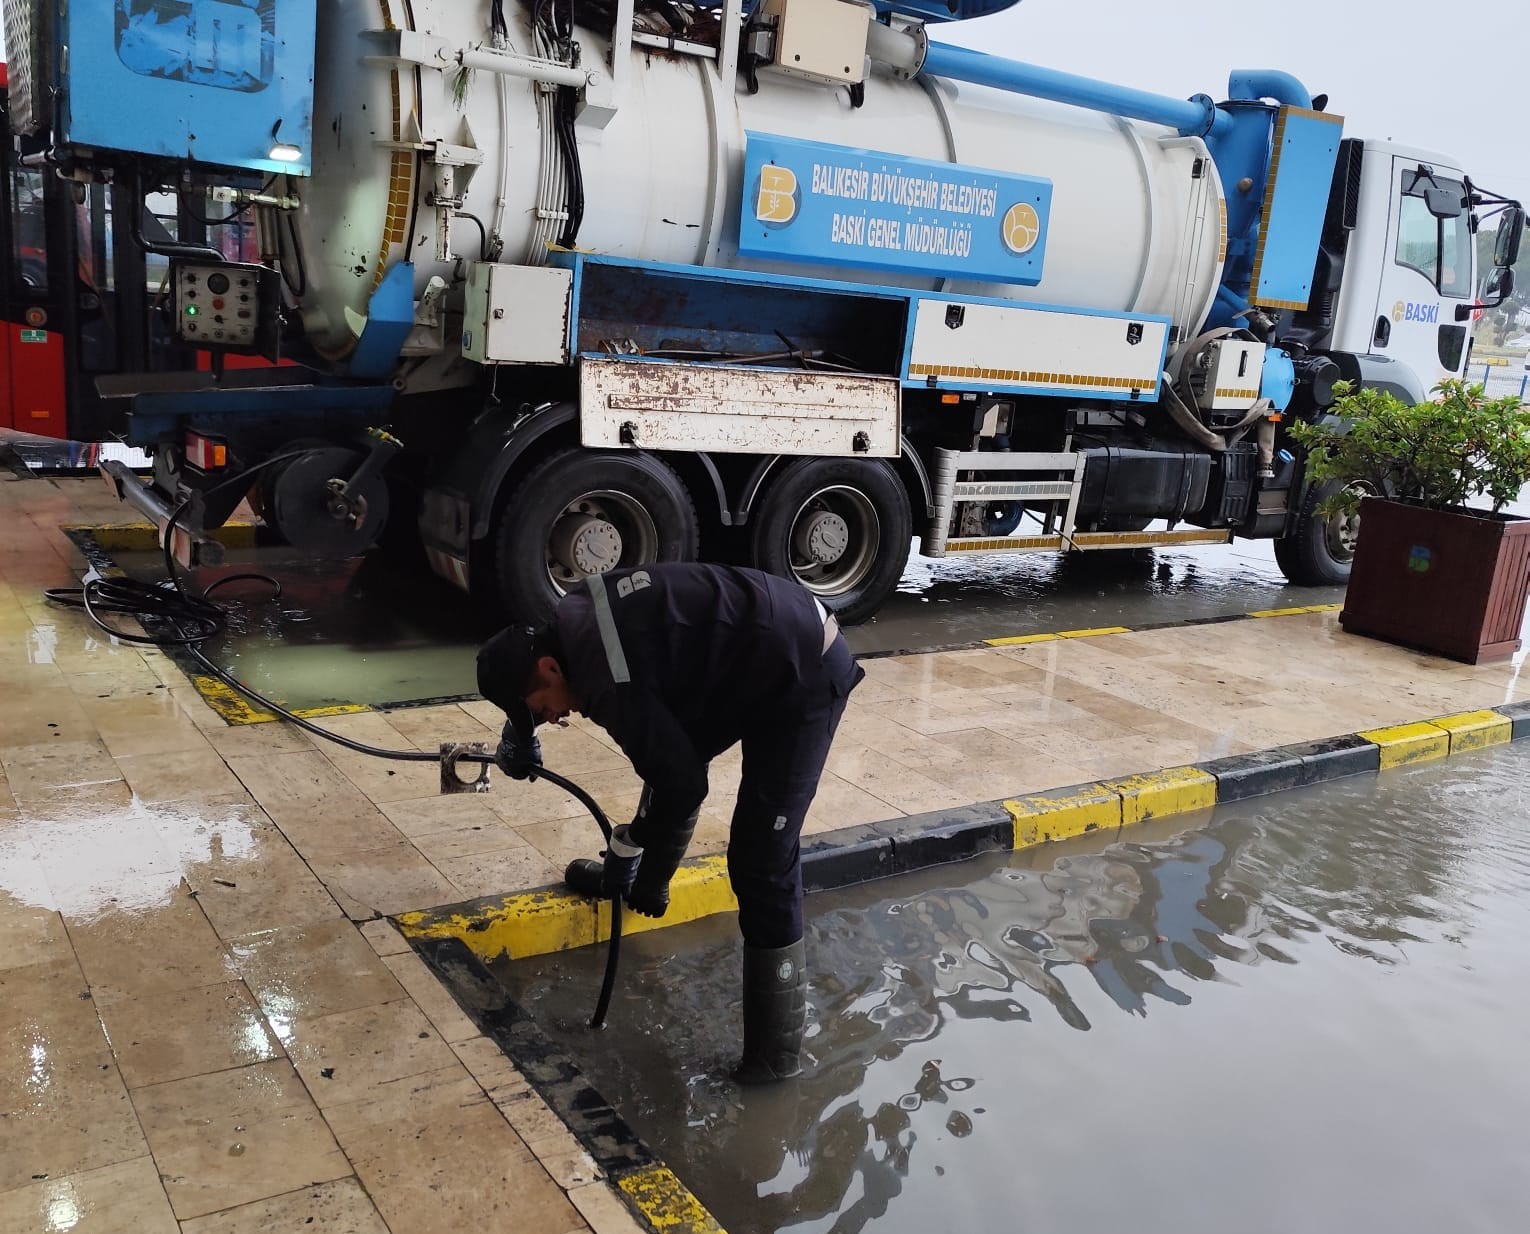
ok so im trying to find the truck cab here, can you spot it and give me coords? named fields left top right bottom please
left=1330, top=141, right=1481, bottom=398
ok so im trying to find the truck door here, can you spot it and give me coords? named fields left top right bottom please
left=0, top=111, right=69, bottom=440
left=1367, top=158, right=1475, bottom=389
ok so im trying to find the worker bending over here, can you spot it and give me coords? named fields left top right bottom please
left=477, top=563, right=862, bottom=1084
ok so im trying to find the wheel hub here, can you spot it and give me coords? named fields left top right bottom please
left=795, top=510, right=851, bottom=565
left=1324, top=483, right=1372, bottom=561
left=550, top=513, right=623, bottom=576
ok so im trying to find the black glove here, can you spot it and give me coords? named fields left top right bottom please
left=495, top=715, right=543, bottom=781
left=602, top=824, right=644, bottom=899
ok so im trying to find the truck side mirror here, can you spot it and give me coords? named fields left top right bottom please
left=1459, top=265, right=1517, bottom=320
left=1493, top=206, right=1524, bottom=268
left=1424, top=187, right=1464, bottom=220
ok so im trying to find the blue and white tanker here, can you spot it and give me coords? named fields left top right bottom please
left=5, top=0, right=1521, bottom=621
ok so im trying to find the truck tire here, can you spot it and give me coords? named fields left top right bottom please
left=750, top=457, right=911, bottom=625
left=491, top=448, right=699, bottom=624
left=1274, top=478, right=1370, bottom=586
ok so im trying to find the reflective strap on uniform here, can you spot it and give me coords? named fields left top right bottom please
left=814, top=597, right=838, bottom=655
left=586, top=573, right=632, bottom=684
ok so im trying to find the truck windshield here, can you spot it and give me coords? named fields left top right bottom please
left=1395, top=172, right=1471, bottom=299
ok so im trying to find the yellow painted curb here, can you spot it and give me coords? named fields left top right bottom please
left=1111, top=766, right=1217, bottom=825
left=986, top=632, right=1061, bottom=647
left=1005, top=783, right=1122, bottom=846
left=1428, top=710, right=1512, bottom=755
left=192, top=674, right=369, bottom=726
left=67, top=521, right=258, bottom=552
left=398, top=888, right=598, bottom=960
left=618, top=1165, right=726, bottom=1234
left=1056, top=626, right=1132, bottom=639
left=396, top=856, right=738, bottom=963
left=597, top=856, right=738, bottom=943
left=1357, top=721, right=1450, bottom=770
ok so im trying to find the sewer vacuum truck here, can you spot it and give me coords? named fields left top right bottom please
left=3, top=0, right=1521, bottom=622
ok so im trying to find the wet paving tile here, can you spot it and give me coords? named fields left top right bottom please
left=284, top=999, right=461, bottom=1108
left=377, top=703, right=497, bottom=749
left=31, top=805, right=184, bottom=918
left=202, top=719, right=316, bottom=759
left=378, top=951, right=482, bottom=1044
left=323, top=1066, right=582, bottom=1234
left=0, top=690, right=97, bottom=749
left=568, top=1179, right=649, bottom=1234
left=0, top=739, right=127, bottom=811
left=306, top=841, right=460, bottom=917
left=484, top=765, right=645, bottom=829
left=0, top=1049, right=145, bottom=1194
left=78, top=692, right=213, bottom=759
left=516, top=814, right=622, bottom=876
left=435, top=846, right=564, bottom=899
left=117, top=747, right=248, bottom=804
left=177, top=1177, right=389, bottom=1234
left=378, top=791, right=513, bottom=840
left=222, top=752, right=409, bottom=858
left=129, top=1059, right=351, bottom=1221
left=358, top=917, right=410, bottom=957
left=0, top=1155, right=178, bottom=1234
left=99, top=981, right=283, bottom=1091
left=225, top=919, right=406, bottom=1038
left=67, top=879, right=233, bottom=1004
left=402, top=817, right=538, bottom=865
left=802, top=771, right=901, bottom=834
left=149, top=797, right=344, bottom=938
left=0, top=958, right=109, bottom=1079
left=826, top=744, right=973, bottom=815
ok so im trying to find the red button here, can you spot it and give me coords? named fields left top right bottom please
left=212, top=298, right=225, bottom=310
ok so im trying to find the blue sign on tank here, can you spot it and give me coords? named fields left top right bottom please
left=739, top=133, right=1053, bottom=286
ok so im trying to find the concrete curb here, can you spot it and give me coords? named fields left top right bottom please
left=396, top=703, right=1526, bottom=964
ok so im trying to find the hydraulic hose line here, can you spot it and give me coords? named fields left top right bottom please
left=43, top=457, right=625, bottom=1028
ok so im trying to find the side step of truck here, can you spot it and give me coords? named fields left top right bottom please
left=924, top=448, right=1231, bottom=557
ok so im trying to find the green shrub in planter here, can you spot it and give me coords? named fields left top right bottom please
left=1289, top=379, right=1530, bottom=515
left=1288, top=381, right=1530, bottom=663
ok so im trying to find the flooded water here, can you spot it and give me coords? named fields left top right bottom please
left=496, top=745, right=1530, bottom=1234
left=141, top=550, right=494, bottom=709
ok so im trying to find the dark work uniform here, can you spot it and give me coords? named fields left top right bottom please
left=552, top=563, right=863, bottom=947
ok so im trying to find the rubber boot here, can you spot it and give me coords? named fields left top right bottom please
left=732, top=939, right=806, bottom=1085
left=562, top=804, right=699, bottom=917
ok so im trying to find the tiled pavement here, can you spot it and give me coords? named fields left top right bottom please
left=3, top=465, right=1527, bottom=1231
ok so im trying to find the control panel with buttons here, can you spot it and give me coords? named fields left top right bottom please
left=172, top=261, right=278, bottom=355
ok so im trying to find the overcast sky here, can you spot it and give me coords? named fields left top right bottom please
left=2, top=2, right=1523, bottom=211
left=942, top=0, right=1529, bottom=216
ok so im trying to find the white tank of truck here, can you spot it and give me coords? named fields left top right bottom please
left=298, top=1, right=1227, bottom=364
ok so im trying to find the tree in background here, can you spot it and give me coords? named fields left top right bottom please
left=1476, top=217, right=1528, bottom=346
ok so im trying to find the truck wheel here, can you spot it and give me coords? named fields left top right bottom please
left=1274, top=478, right=1371, bottom=586
left=750, top=458, right=911, bottom=625
left=492, top=449, right=699, bottom=624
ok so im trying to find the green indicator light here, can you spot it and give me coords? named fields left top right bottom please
left=186, top=304, right=199, bottom=316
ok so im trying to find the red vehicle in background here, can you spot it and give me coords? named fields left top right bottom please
left=1, top=62, right=273, bottom=446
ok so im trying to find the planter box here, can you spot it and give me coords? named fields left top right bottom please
left=1340, top=498, right=1530, bottom=663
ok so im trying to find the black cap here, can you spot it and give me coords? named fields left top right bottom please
left=477, top=625, right=543, bottom=712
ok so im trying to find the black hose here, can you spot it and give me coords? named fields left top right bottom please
left=457, top=211, right=490, bottom=262
left=44, top=455, right=625, bottom=1027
